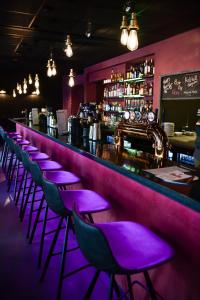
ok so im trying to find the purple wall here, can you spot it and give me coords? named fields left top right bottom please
left=17, top=122, right=200, bottom=300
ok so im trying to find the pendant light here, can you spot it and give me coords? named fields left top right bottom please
left=13, top=89, right=16, bottom=98
left=68, top=69, right=75, bottom=87
left=120, top=16, right=129, bottom=46
left=47, top=60, right=52, bottom=77
left=65, top=35, right=73, bottom=57
left=18, top=84, right=22, bottom=94
left=47, top=52, right=57, bottom=77
left=28, top=74, right=33, bottom=84
left=35, top=74, right=39, bottom=88
left=127, top=12, right=139, bottom=51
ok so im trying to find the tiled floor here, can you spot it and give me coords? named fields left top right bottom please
left=0, top=161, right=121, bottom=300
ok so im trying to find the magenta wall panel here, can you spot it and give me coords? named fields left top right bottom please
left=17, top=122, right=200, bottom=300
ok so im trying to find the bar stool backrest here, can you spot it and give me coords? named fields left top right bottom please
left=42, top=179, right=68, bottom=217
left=14, top=143, right=23, bottom=160
left=72, top=209, right=119, bottom=273
left=21, top=150, right=34, bottom=171
left=29, top=161, right=44, bottom=186
left=6, top=137, right=15, bottom=153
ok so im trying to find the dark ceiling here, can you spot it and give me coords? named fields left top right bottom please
left=0, top=0, right=199, bottom=74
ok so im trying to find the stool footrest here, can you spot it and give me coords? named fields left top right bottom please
left=63, top=264, right=92, bottom=279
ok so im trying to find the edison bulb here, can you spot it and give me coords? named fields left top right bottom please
left=127, top=29, right=138, bottom=51
left=13, top=89, right=16, bottom=98
left=52, top=62, right=57, bottom=76
left=47, top=67, right=52, bottom=77
left=65, top=45, right=73, bottom=57
left=68, top=76, right=75, bottom=87
left=36, top=88, right=40, bottom=95
left=120, top=28, right=128, bottom=46
left=35, top=80, right=39, bottom=88
left=28, top=74, right=32, bottom=84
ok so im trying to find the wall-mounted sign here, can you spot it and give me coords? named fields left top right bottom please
left=161, top=71, right=200, bottom=100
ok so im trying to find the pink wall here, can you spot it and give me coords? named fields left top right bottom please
left=63, top=75, right=84, bottom=116
left=17, top=122, right=200, bottom=300
left=63, top=27, right=200, bottom=112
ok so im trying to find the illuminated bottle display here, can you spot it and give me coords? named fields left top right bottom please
left=102, top=56, right=155, bottom=125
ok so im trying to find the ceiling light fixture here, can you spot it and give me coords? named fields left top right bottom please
left=85, top=21, right=92, bottom=38
left=18, top=84, right=22, bottom=95
left=120, top=4, right=139, bottom=52
left=120, top=15, right=129, bottom=46
left=0, top=90, right=6, bottom=94
left=68, top=69, right=75, bottom=87
left=35, top=74, right=39, bottom=88
left=28, top=74, right=33, bottom=84
left=127, top=12, right=139, bottom=51
left=47, top=53, right=57, bottom=77
left=65, top=35, right=73, bottom=58
left=13, top=89, right=16, bottom=98
left=23, top=78, right=27, bottom=94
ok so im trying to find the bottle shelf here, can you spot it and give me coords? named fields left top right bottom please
left=104, top=94, right=153, bottom=99
left=123, top=94, right=144, bottom=98
left=124, top=77, right=145, bottom=83
left=103, top=96, right=124, bottom=100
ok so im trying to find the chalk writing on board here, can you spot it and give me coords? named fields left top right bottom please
left=161, top=71, right=200, bottom=100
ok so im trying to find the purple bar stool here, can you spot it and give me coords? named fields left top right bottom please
left=72, top=208, right=175, bottom=300
left=16, top=139, right=31, bottom=146
left=12, top=146, right=50, bottom=204
left=28, top=162, right=81, bottom=268
left=19, top=151, right=63, bottom=225
left=23, top=145, right=39, bottom=152
left=40, top=179, right=110, bottom=300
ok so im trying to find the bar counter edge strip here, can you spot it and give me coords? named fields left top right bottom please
left=11, top=119, right=200, bottom=213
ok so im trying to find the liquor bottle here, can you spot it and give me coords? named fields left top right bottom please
left=144, top=60, right=148, bottom=76
left=139, top=82, right=144, bottom=95
left=148, top=82, right=153, bottom=96
left=150, top=59, right=154, bottom=75
left=147, top=60, right=151, bottom=75
left=139, top=62, right=144, bottom=78
left=111, top=69, right=114, bottom=82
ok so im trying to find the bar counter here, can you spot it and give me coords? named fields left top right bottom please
left=11, top=119, right=200, bottom=300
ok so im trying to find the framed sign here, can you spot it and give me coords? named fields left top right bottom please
left=161, top=71, right=200, bottom=100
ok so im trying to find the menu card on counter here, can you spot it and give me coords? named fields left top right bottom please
left=145, top=166, right=193, bottom=182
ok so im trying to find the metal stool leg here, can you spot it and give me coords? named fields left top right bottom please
left=13, top=160, right=21, bottom=202
left=29, top=194, right=45, bottom=244
left=0, top=142, right=5, bottom=162
left=40, top=216, right=64, bottom=282
left=38, top=204, right=49, bottom=269
left=144, top=271, right=157, bottom=300
left=7, top=156, right=17, bottom=192
left=108, top=274, right=114, bottom=300
left=6, top=152, right=14, bottom=179
left=83, top=270, right=101, bottom=300
left=127, top=275, right=135, bottom=300
left=26, top=182, right=37, bottom=239
left=15, top=168, right=26, bottom=206
left=19, top=175, right=33, bottom=221
left=56, top=216, right=70, bottom=300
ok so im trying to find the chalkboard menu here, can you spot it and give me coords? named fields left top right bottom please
left=161, top=71, right=200, bottom=100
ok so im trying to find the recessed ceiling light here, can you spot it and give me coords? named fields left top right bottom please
left=0, top=90, right=6, bottom=94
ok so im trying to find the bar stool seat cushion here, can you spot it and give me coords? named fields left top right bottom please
left=7, top=131, right=19, bottom=136
left=44, top=171, right=80, bottom=185
left=94, top=221, right=174, bottom=272
left=37, top=160, right=63, bottom=171
left=17, top=139, right=30, bottom=145
left=30, top=152, right=50, bottom=161
left=59, top=190, right=110, bottom=214
left=23, top=145, right=38, bottom=152
left=11, top=135, right=22, bottom=139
